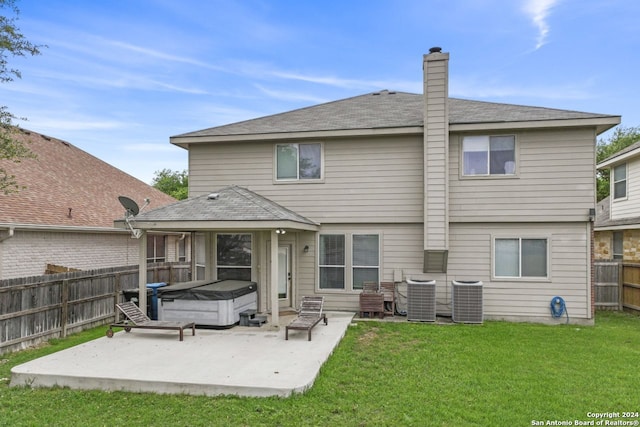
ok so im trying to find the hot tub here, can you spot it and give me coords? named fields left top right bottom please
left=157, top=279, right=258, bottom=327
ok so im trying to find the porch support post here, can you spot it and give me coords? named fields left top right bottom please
left=138, top=230, right=148, bottom=314
left=270, top=229, right=279, bottom=326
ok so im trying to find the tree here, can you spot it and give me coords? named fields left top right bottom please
left=596, top=126, right=640, bottom=201
left=151, top=169, right=188, bottom=200
left=1, top=0, right=43, bottom=194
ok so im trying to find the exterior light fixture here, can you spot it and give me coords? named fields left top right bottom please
left=276, top=228, right=286, bottom=234
left=303, top=245, right=309, bottom=253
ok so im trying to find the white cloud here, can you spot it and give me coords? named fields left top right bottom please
left=254, top=84, right=329, bottom=104
left=450, top=76, right=593, bottom=100
left=523, top=0, right=560, bottom=50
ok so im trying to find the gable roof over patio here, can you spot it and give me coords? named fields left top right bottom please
left=114, top=185, right=319, bottom=232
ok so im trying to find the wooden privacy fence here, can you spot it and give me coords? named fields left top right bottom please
left=0, top=262, right=191, bottom=355
left=594, top=261, right=640, bottom=314
left=594, top=261, right=622, bottom=311
left=621, top=263, right=640, bottom=313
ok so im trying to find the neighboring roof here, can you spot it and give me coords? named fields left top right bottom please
left=595, top=196, right=640, bottom=229
left=121, top=185, right=319, bottom=231
left=171, top=90, right=620, bottom=145
left=597, top=139, right=640, bottom=169
left=0, top=128, right=176, bottom=229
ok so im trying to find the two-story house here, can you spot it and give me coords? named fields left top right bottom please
left=121, top=48, right=620, bottom=325
left=595, top=140, right=640, bottom=261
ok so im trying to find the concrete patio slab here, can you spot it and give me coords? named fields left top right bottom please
left=10, top=312, right=354, bottom=397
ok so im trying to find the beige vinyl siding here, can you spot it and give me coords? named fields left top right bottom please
left=448, top=222, right=590, bottom=319
left=610, top=156, right=640, bottom=219
left=188, top=135, right=424, bottom=224
left=423, top=52, right=449, bottom=250
left=449, top=128, right=596, bottom=222
left=291, top=222, right=590, bottom=320
left=293, top=224, right=424, bottom=311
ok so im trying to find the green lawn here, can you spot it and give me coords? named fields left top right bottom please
left=1, top=312, right=639, bottom=427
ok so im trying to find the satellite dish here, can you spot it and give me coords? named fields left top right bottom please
left=118, top=196, right=140, bottom=216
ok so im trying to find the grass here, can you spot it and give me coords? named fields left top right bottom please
left=1, top=312, right=639, bottom=426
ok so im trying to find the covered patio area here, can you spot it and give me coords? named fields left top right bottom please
left=10, top=311, right=354, bottom=397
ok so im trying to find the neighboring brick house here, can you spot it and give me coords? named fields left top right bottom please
left=0, top=128, right=187, bottom=279
left=595, top=140, right=640, bottom=262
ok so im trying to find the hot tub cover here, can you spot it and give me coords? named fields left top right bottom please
left=159, top=280, right=257, bottom=301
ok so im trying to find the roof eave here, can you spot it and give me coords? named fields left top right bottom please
left=1, top=222, right=130, bottom=233
left=597, top=147, right=640, bottom=169
left=116, top=219, right=320, bottom=232
left=170, top=126, right=424, bottom=147
left=450, top=116, right=621, bottom=134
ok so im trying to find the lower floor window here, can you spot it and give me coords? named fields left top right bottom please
left=147, top=235, right=166, bottom=263
left=319, top=234, right=345, bottom=289
left=217, top=233, right=252, bottom=281
left=319, top=233, right=380, bottom=290
left=495, top=237, right=547, bottom=278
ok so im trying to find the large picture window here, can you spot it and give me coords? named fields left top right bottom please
left=352, top=234, right=379, bottom=290
left=216, top=234, right=252, bottom=281
left=276, top=143, right=322, bottom=180
left=319, top=234, right=345, bottom=289
left=613, top=163, right=627, bottom=200
left=495, top=238, right=547, bottom=278
left=319, top=233, right=381, bottom=291
left=463, top=135, right=515, bottom=176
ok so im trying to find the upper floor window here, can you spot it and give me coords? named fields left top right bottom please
left=462, top=135, right=515, bottom=176
left=276, top=143, right=322, bottom=181
left=613, top=163, right=627, bottom=200
left=494, top=237, right=547, bottom=279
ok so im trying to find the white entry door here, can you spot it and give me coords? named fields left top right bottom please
left=278, top=246, right=291, bottom=309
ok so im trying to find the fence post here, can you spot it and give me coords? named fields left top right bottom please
left=619, top=262, right=624, bottom=311
left=61, top=279, right=69, bottom=338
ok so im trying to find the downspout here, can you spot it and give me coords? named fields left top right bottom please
left=0, top=227, right=15, bottom=243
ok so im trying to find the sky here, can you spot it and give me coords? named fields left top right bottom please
left=2, top=0, right=639, bottom=184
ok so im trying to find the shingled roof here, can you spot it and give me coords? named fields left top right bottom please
left=172, top=90, right=619, bottom=142
left=125, top=185, right=318, bottom=231
left=0, top=128, right=176, bottom=229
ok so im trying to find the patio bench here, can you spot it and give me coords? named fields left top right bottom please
left=106, top=301, right=196, bottom=341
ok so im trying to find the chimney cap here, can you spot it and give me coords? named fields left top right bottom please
left=429, top=46, right=442, bottom=54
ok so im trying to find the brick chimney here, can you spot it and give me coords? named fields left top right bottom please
left=423, top=47, right=450, bottom=272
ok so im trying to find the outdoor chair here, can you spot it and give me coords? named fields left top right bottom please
left=359, top=282, right=385, bottom=318
left=106, top=301, right=196, bottom=341
left=380, top=282, right=396, bottom=316
left=285, top=296, right=328, bottom=341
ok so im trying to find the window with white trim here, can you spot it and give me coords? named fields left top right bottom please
left=613, top=163, right=627, bottom=200
left=319, top=234, right=345, bottom=289
left=494, top=237, right=547, bottom=278
left=613, top=231, right=623, bottom=260
left=319, top=233, right=381, bottom=291
left=352, top=234, right=379, bottom=290
left=147, top=235, right=166, bottom=263
left=462, top=135, right=515, bottom=176
left=276, top=143, right=322, bottom=181
left=216, top=234, right=252, bottom=281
